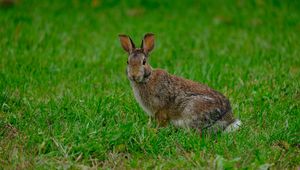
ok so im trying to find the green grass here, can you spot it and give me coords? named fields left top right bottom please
left=0, top=0, right=300, bottom=169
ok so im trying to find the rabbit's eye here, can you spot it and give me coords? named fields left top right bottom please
left=143, top=59, right=146, bottom=65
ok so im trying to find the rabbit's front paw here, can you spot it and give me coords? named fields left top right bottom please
left=155, top=110, right=169, bottom=127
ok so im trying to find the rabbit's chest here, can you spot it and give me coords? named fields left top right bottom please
left=131, top=85, right=160, bottom=117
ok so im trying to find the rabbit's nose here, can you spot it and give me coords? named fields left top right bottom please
left=132, top=75, right=137, bottom=80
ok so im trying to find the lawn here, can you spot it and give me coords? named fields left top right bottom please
left=0, top=0, right=299, bottom=169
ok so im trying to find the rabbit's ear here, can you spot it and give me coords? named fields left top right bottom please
left=119, top=34, right=135, bottom=53
left=141, top=33, right=154, bottom=54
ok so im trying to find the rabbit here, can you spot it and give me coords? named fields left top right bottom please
left=119, top=33, right=241, bottom=133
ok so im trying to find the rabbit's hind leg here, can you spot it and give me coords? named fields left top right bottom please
left=204, top=111, right=237, bottom=134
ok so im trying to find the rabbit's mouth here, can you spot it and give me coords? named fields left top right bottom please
left=129, top=72, right=151, bottom=83
left=129, top=75, right=143, bottom=83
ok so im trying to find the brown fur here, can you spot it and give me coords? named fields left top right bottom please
left=119, top=33, right=239, bottom=133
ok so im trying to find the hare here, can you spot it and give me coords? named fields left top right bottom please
left=119, top=33, right=241, bottom=133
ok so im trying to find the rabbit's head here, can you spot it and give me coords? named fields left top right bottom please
left=119, top=33, right=154, bottom=83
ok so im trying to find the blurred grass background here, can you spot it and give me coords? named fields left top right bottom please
left=0, top=0, right=300, bottom=169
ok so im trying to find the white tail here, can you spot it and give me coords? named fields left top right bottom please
left=225, top=119, right=242, bottom=133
